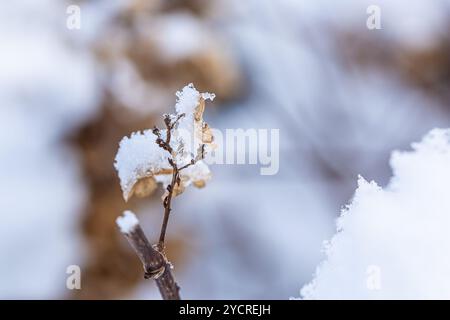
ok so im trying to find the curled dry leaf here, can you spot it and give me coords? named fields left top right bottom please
left=130, top=175, right=158, bottom=199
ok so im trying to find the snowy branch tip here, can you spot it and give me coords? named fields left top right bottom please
left=116, top=210, right=139, bottom=234
left=114, top=83, right=215, bottom=201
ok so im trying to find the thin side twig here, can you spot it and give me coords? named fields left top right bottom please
left=158, top=160, right=178, bottom=250
left=154, top=117, right=205, bottom=252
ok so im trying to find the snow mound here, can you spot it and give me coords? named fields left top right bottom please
left=301, top=128, right=450, bottom=299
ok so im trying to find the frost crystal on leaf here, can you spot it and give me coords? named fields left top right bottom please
left=114, top=83, right=215, bottom=201
left=301, top=128, right=450, bottom=299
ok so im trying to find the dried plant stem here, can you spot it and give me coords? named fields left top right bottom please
left=154, top=115, right=202, bottom=251
left=120, top=114, right=205, bottom=300
left=120, top=223, right=180, bottom=300
left=116, top=87, right=215, bottom=300
left=158, top=166, right=178, bottom=250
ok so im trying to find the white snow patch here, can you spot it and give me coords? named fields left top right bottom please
left=116, top=211, right=139, bottom=234
left=175, top=83, right=215, bottom=115
left=114, top=130, right=168, bottom=200
left=301, top=128, right=450, bottom=299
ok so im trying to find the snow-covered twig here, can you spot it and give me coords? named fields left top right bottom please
left=116, top=211, right=180, bottom=300
left=114, top=84, right=215, bottom=300
left=153, top=116, right=206, bottom=251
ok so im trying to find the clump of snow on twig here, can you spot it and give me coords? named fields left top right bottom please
left=301, top=128, right=450, bottom=299
left=116, top=211, right=139, bottom=234
left=114, top=83, right=215, bottom=201
left=114, top=130, right=168, bottom=200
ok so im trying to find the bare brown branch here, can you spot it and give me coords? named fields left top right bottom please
left=120, top=223, right=180, bottom=300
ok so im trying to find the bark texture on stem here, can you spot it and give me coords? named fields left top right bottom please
left=120, top=224, right=180, bottom=300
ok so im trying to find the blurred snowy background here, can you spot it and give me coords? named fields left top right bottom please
left=0, top=0, right=449, bottom=299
